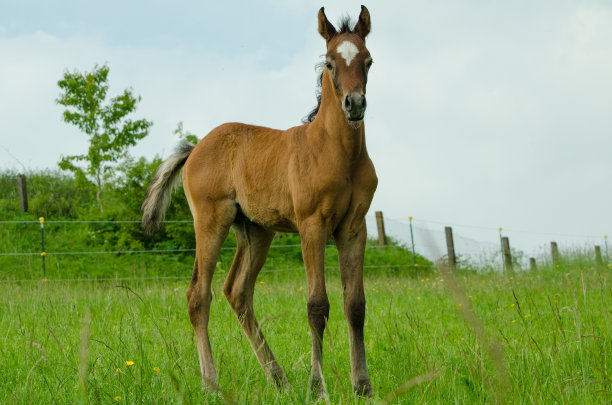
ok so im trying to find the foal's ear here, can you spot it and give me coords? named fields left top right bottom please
left=318, top=7, right=337, bottom=42
left=353, top=5, right=371, bottom=39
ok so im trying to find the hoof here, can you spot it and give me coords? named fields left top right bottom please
left=269, top=366, right=290, bottom=391
left=354, top=380, right=373, bottom=397
left=202, top=376, right=220, bottom=393
left=310, top=376, right=326, bottom=399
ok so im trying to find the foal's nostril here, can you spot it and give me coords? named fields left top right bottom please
left=361, top=95, right=366, bottom=108
left=344, top=95, right=352, bottom=109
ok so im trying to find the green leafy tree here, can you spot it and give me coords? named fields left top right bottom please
left=56, top=63, right=152, bottom=211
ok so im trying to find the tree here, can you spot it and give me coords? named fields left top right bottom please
left=173, top=121, right=199, bottom=146
left=56, top=64, right=153, bottom=211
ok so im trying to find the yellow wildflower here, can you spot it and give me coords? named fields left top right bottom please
left=115, top=368, right=120, bottom=373
left=153, top=367, right=160, bottom=373
left=115, top=396, right=121, bottom=402
left=125, top=361, right=134, bottom=366
left=512, top=320, right=516, bottom=323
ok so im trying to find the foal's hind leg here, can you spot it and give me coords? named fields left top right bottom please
left=186, top=200, right=236, bottom=391
left=223, top=219, right=290, bottom=389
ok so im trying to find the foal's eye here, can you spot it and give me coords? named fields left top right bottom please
left=366, top=60, right=373, bottom=69
left=325, top=62, right=333, bottom=70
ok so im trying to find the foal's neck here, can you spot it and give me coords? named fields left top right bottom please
left=313, top=69, right=366, bottom=161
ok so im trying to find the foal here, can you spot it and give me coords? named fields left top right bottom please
left=142, top=6, right=377, bottom=397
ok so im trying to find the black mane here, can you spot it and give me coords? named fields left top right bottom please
left=302, top=16, right=355, bottom=124
left=302, top=63, right=324, bottom=123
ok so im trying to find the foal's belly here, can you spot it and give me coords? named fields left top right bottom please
left=236, top=197, right=299, bottom=233
left=252, top=208, right=299, bottom=233
left=235, top=188, right=352, bottom=234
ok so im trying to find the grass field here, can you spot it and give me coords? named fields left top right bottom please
left=1, top=253, right=610, bottom=404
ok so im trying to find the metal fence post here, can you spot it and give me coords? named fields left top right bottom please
left=409, top=217, right=417, bottom=277
left=40, top=217, right=46, bottom=280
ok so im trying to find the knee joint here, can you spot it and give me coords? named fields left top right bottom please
left=226, top=289, right=249, bottom=315
left=346, top=298, right=366, bottom=330
left=187, top=288, right=211, bottom=322
left=307, top=298, right=330, bottom=331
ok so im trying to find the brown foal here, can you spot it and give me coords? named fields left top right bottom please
left=142, top=6, right=377, bottom=397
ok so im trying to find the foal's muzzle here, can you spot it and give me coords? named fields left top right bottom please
left=343, top=92, right=367, bottom=121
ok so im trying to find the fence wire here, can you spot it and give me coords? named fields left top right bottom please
left=1, top=215, right=607, bottom=277
left=0, top=264, right=425, bottom=284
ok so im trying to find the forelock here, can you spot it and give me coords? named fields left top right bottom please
left=338, top=15, right=353, bottom=34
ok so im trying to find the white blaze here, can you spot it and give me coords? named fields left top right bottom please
left=337, top=41, right=359, bottom=66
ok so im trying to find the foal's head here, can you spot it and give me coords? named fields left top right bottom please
left=318, top=6, right=372, bottom=123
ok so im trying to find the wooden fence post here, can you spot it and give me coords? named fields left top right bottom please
left=551, top=242, right=559, bottom=267
left=595, top=246, right=603, bottom=265
left=502, top=236, right=512, bottom=270
left=375, top=211, right=387, bottom=245
left=444, top=226, right=456, bottom=268
left=529, top=258, right=537, bottom=271
left=17, top=174, right=28, bottom=212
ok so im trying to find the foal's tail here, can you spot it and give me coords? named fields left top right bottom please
left=142, top=142, right=194, bottom=235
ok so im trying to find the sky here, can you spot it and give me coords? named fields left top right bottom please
left=1, top=0, right=611, bottom=261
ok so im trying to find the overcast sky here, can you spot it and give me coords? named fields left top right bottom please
left=1, top=0, right=611, bottom=259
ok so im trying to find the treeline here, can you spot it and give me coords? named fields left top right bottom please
left=0, top=158, right=202, bottom=252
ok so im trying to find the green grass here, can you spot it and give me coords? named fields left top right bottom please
left=1, top=258, right=610, bottom=404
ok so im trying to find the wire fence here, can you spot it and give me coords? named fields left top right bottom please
left=0, top=214, right=608, bottom=282
left=365, top=216, right=609, bottom=269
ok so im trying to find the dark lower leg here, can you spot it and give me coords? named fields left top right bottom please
left=307, top=295, right=330, bottom=396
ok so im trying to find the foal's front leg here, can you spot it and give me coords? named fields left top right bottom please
left=299, top=217, right=330, bottom=397
left=334, top=219, right=373, bottom=396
